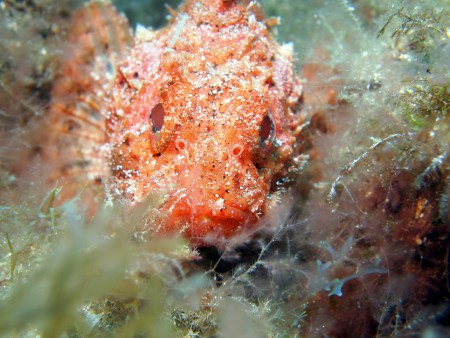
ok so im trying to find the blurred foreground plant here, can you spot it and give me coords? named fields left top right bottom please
left=0, top=185, right=200, bottom=337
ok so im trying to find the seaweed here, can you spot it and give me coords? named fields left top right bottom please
left=1, top=0, right=449, bottom=337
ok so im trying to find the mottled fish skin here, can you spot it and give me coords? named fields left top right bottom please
left=43, top=1, right=132, bottom=210
left=106, top=0, right=304, bottom=246
left=45, top=0, right=305, bottom=247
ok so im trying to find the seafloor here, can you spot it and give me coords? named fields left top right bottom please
left=0, top=0, right=449, bottom=337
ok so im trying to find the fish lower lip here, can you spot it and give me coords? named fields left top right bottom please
left=167, top=204, right=257, bottom=224
left=163, top=194, right=260, bottom=221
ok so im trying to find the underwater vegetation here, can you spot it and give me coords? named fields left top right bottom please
left=0, top=0, right=449, bottom=337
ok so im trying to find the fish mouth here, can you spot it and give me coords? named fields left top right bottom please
left=157, top=194, right=264, bottom=247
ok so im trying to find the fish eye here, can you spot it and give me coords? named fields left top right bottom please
left=259, top=113, right=275, bottom=145
left=150, top=103, right=165, bottom=132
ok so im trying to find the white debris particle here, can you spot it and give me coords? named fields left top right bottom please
left=139, top=124, right=148, bottom=134
left=216, top=198, right=225, bottom=209
left=169, top=13, right=189, bottom=48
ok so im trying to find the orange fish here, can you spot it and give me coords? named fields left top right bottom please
left=46, top=0, right=305, bottom=247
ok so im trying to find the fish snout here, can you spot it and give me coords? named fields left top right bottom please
left=159, top=155, right=268, bottom=244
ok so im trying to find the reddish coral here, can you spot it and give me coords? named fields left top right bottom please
left=106, top=0, right=304, bottom=246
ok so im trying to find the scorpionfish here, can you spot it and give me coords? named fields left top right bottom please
left=45, top=0, right=305, bottom=247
